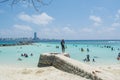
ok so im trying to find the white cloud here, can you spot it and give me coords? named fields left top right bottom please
left=18, top=12, right=31, bottom=22
left=90, top=7, right=105, bottom=14
left=107, top=27, right=116, bottom=32
left=112, top=9, right=120, bottom=27
left=41, top=28, right=61, bottom=38
left=63, top=27, right=74, bottom=33
left=0, top=27, right=33, bottom=38
left=18, top=12, right=54, bottom=25
left=115, top=15, right=120, bottom=21
left=90, top=16, right=101, bottom=23
left=115, top=9, right=120, bottom=21
left=14, top=24, right=33, bottom=31
left=89, top=15, right=102, bottom=26
left=36, top=26, right=77, bottom=39
left=97, top=27, right=116, bottom=35
left=81, top=28, right=93, bottom=33
left=112, top=22, right=120, bottom=27
left=118, top=9, right=120, bottom=14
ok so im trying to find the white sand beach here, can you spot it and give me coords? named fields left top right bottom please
left=0, top=64, right=120, bottom=80
left=97, top=65, right=120, bottom=80
left=0, top=66, right=88, bottom=80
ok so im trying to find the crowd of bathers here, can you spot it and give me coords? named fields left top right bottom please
left=18, top=53, right=33, bottom=61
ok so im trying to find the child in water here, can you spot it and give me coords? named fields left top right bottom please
left=117, top=53, right=120, bottom=60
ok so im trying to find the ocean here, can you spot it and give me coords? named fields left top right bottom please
left=0, top=40, right=120, bottom=67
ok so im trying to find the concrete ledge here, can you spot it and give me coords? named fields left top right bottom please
left=37, top=53, right=114, bottom=80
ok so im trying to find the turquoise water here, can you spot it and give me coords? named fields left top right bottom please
left=0, top=40, right=120, bottom=67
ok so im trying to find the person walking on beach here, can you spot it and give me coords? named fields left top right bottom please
left=61, top=39, right=65, bottom=53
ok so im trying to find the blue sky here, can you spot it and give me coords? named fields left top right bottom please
left=0, top=0, right=120, bottom=40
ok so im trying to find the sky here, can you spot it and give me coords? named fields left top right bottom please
left=0, top=0, right=120, bottom=40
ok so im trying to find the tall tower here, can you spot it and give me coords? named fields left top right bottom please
left=34, top=32, right=37, bottom=40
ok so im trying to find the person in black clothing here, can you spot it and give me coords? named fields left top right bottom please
left=86, top=54, right=90, bottom=62
left=117, top=52, right=120, bottom=60
left=61, top=39, right=65, bottom=53
left=118, top=53, right=120, bottom=57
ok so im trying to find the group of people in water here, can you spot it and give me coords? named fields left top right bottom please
left=80, top=48, right=89, bottom=52
left=21, top=53, right=33, bottom=57
left=60, top=39, right=96, bottom=62
left=83, top=54, right=95, bottom=62
left=99, top=45, right=120, bottom=61
left=100, top=45, right=120, bottom=51
left=18, top=53, right=33, bottom=61
left=79, top=48, right=95, bottom=62
left=17, top=39, right=120, bottom=62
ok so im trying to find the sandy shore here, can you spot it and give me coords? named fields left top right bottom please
left=96, top=65, right=120, bottom=80
left=0, top=66, right=88, bottom=80
left=0, top=65, right=120, bottom=80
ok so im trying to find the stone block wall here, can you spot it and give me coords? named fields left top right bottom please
left=38, top=53, right=70, bottom=67
left=38, top=53, right=111, bottom=80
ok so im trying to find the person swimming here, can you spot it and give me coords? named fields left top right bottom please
left=83, top=58, right=87, bottom=62
left=87, top=48, right=89, bottom=52
left=93, top=58, right=95, bottom=62
left=81, top=48, right=84, bottom=52
left=30, top=53, right=33, bottom=56
left=86, top=54, right=90, bottom=62
left=117, top=53, right=120, bottom=60
left=17, top=58, right=22, bottom=61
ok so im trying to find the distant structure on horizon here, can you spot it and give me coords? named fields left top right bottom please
left=33, top=32, right=39, bottom=40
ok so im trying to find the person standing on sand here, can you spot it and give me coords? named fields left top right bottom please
left=61, top=39, right=65, bottom=53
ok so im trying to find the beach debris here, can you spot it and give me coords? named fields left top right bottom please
left=35, top=70, right=44, bottom=74
left=22, top=69, right=32, bottom=74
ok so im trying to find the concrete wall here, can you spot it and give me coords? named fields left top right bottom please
left=38, top=53, right=111, bottom=80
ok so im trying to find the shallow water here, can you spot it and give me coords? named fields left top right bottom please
left=0, top=40, right=120, bottom=67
